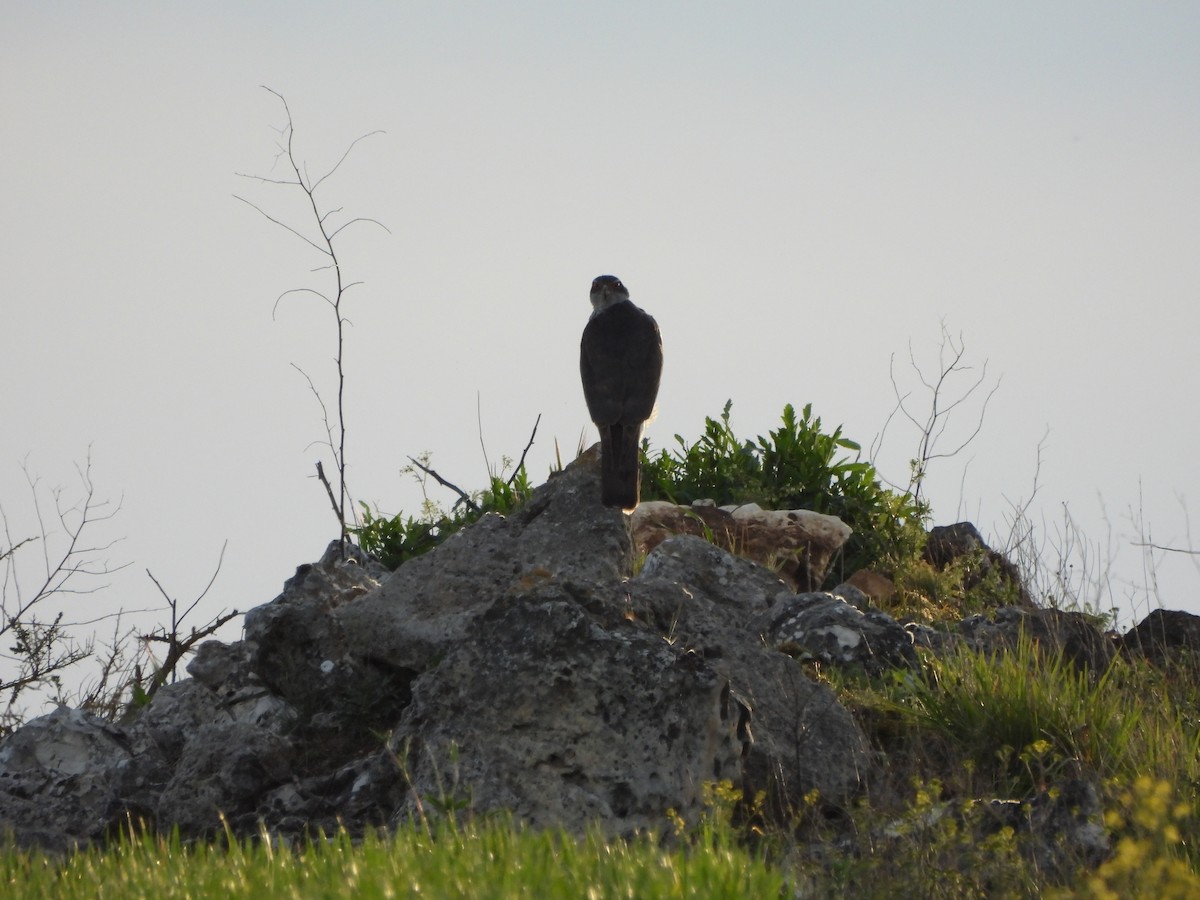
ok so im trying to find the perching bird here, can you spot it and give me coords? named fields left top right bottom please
left=580, top=275, right=663, bottom=510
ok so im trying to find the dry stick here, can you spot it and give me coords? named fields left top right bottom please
left=143, top=543, right=238, bottom=701
left=1133, top=542, right=1200, bottom=555
left=235, top=86, right=389, bottom=558
left=315, top=461, right=342, bottom=524
left=510, top=414, right=542, bottom=488
left=407, top=456, right=481, bottom=515
left=0, top=536, right=37, bottom=564
left=1, top=451, right=126, bottom=708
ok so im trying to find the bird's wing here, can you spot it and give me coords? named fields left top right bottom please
left=580, top=301, right=663, bottom=426
left=620, top=307, right=662, bottom=425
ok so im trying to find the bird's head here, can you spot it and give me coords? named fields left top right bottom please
left=589, top=275, right=630, bottom=314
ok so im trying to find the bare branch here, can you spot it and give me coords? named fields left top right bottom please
left=407, top=457, right=481, bottom=515
left=272, top=286, right=336, bottom=320
left=232, top=194, right=330, bottom=257
left=311, top=130, right=387, bottom=193
left=0, top=536, right=38, bottom=564
left=139, top=547, right=238, bottom=703
left=1131, top=542, right=1200, bottom=555
left=510, top=414, right=542, bottom=488
left=315, top=461, right=343, bottom=529
left=232, top=171, right=302, bottom=188
left=328, top=216, right=392, bottom=242
left=874, top=322, right=1001, bottom=507
left=241, top=86, right=389, bottom=559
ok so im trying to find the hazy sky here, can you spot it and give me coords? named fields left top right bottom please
left=3, top=4, right=1198, bottom=709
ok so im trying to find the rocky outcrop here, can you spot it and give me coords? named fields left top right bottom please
left=632, top=500, right=851, bottom=592
left=1120, top=608, right=1200, bottom=668
left=958, top=606, right=1117, bottom=672
left=5, top=442, right=1193, bottom=870
left=758, top=591, right=920, bottom=675
left=924, top=521, right=1033, bottom=608
left=0, top=445, right=870, bottom=849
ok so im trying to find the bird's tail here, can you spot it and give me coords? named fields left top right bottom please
left=600, top=424, right=641, bottom=511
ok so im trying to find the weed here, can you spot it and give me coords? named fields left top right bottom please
left=642, top=401, right=927, bottom=581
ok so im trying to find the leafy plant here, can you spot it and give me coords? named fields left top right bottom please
left=351, top=463, right=534, bottom=571
left=641, top=401, right=927, bottom=580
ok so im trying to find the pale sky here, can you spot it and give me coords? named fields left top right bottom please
left=3, top=3, right=1199, bottom=709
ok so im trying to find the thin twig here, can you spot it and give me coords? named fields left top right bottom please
left=240, top=86, right=387, bottom=558
left=407, top=457, right=481, bottom=515
left=1132, top=542, right=1200, bottom=555
left=316, top=461, right=342, bottom=523
left=510, top=414, right=542, bottom=487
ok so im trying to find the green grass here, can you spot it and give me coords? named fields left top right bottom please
left=869, top=634, right=1200, bottom=794
left=1, top=817, right=785, bottom=900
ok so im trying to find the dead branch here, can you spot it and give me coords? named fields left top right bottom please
left=141, top=542, right=238, bottom=703
left=407, top=456, right=481, bottom=515
left=872, top=322, right=1001, bottom=506
left=1, top=451, right=126, bottom=728
left=236, top=86, right=389, bottom=558
left=510, top=414, right=542, bottom=488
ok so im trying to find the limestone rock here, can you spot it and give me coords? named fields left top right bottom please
left=0, top=448, right=868, bottom=849
left=391, top=589, right=747, bottom=833
left=757, top=591, right=919, bottom=675
left=0, top=708, right=131, bottom=849
left=631, top=500, right=851, bottom=591
left=633, top=537, right=871, bottom=815
left=959, top=606, right=1116, bottom=672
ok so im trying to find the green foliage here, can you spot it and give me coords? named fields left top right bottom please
left=0, top=815, right=784, bottom=899
left=351, top=463, right=533, bottom=570
left=886, top=553, right=1028, bottom=625
left=834, top=633, right=1200, bottom=805
left=794, top=779, right=1038, bottom=899
left=1056, top=776, right=1200, bottom=900
left=353, top=506, right=444, bottom=570
left=641, top=401, right=927, bottom=579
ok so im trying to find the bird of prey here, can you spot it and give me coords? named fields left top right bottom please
left=580, top=275, right=663, bottom=511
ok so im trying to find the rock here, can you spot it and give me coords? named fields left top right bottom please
left=980, top=778, right=1110, bottom=879
left=631, top=500, right=851, bottom=591
left=756, top=592, right=919, bottom=675
left=334, top=445, right=631, bottom=675
left=958, top=606, right=1116, bottom=673
left=924, top=522, right=1033, bottom=608
left=390, top=589, right=748, bottom=834
left=187, top=640, right=296, bottom=731
left=156, top=721, right=293, bottom=836
left=243, top=539, right=393, bottom=719
left=0, top=707, right=131, bottom=849
left=632, top=537, right=871, bottom=816
left=1121, top=609, right=1200, bottom=668
left=0, top=448, right=869, bottom=849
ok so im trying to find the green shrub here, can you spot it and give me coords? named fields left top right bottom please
left=641, top=401, right=927, bottom=580
left=352, top=465, right=533, bottom=570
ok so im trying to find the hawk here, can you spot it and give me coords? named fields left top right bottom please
left=580, top=275, right=663, bottom=510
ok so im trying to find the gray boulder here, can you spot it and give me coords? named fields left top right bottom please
left=391, top=587, right=748, bottom=833
left=0, top=446, right=870, bottom=847
left=0, top=708, right=131, bottom=850
left=632, top=537, right=871, bottom=817
left=756, top=591, right=919, bottom=675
